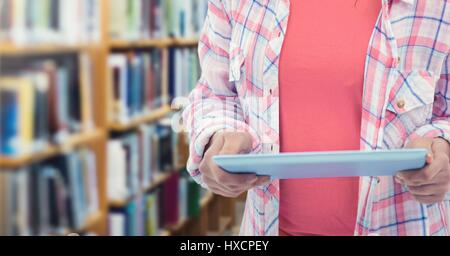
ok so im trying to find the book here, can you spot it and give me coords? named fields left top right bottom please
left=107, top=117, right=203, bottom=235
left=156, top=123, right=174, bottom=173
left=108, top=54, right=130, bottom=123
left=0, top=148, right=99, bottom=236
left=0, top=0, right=100, bottom=44
left=144, top=191, right=159, bottom=236
left=107, top=140, right=128, bottom=200
left=168, top=47, right=200, bottom=102
left=108, top=49, right=166, bottom=123
left=178, top=174, right=188, bottom=222
left=109, top=123, right=170, bottom=201
left=160, top=172, right=179, bottom=227
left=108, top=213, right=125, bottom=236
left=187, top=174, right=201, bottom=218
left=108, top=0, right=208, bottom=40
left=48, top=149, right=99, bottom=232
left=0, top=54, right=95, bottom=157
left=0, top=77, right=35, bottom=155
left=107, top=133, right=141, bottom=200
left=79, top=52, right=95, bottom=131
left=0, top=87, right=20, bottom=156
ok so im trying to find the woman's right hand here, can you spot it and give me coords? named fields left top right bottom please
left=199, top=132, right=270, bottom=198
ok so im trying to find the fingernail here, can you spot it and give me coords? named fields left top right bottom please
left=425, top=154, right=433, bottom=164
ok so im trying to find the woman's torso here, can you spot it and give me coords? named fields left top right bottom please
left=278, top=0, right=381, bottom=236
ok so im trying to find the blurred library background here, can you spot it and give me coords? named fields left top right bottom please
left=0, top=0, right=245, bottom=236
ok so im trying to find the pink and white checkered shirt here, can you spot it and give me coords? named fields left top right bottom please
left=183, top=0, right=450, bottom=235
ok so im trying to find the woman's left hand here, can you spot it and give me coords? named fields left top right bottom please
left=396, top=137, right=450, bottom=204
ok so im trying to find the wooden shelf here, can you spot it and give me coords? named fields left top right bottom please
left=147, top=171, right=174, bottom=191
left=109, top=38, right=199, bottom=49
left=72, top=211, right=104, bottom=235
left=0, top=43, right=98, bottom=56
left=109, top=171, right=174, bottom=208
left=51, top=211, right=103, bottom=236
left=159, top=230, right=171, bottom=236
left=171, top=38, right=200, bottom=47
left=166, top=217, right=191, bottom=235
left=0, top=129, right=106, bottom=169
left=206, top=216, right=233, bottom=236
left=201, top=192, right=214, bottom=208
left=109, top=106, right=172, bottom=132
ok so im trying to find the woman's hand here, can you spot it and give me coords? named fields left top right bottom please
left=199, top=132, right=270, bottom=198
left=396, top=137, right=450, bottom=204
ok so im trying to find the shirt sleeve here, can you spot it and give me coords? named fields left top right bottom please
left=404, top=54, right=450, bottom=200
left=406, top=54, right=450, bottom=143
left=182, top=0, right=261, bottom=188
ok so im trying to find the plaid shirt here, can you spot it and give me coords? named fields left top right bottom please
left=183, top=0, right=450, bottom=235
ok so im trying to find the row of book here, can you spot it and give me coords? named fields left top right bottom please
left=0, top=148, right=99, bottom=236
left=0, top=0, right=100, bottom=45
left=109, top=0, right=208, bottom=40
left=108, top=49, right=167, bottom=124
left=107, top=118, right=188, bottom=201
left=0, top=54, right=95, bottom=156
left=168, top=47, right=200, bottom=102
left=108, top=171, right=203, bottom=236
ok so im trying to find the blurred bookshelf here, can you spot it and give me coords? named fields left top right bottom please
left=109, top=38, right=199, bottom=49
left=0, top=129, right=106, bottom=169
left=0, top=0, right=238, bottom=236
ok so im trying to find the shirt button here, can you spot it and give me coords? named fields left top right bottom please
left=396, top=99, right=406, bottom=109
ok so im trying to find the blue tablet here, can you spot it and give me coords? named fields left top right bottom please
left=212, top=149, right=428, bottom=179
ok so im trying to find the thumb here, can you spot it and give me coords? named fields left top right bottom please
left=406, top=138, right=433, bottom=160
left=220, top=132, right=253, bottom=155
left=205, top=133, right=225, bottom=157
left=429, top=138, right=450, bottom=164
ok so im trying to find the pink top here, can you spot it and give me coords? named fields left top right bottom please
left=279, top=0, right=382, bottom=236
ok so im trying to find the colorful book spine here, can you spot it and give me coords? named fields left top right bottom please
left=0, top=54, right=95, bottom=157
left=108, top=49, right=167, bottom=123
left=0, top=148, right=99, bottom=236
left=108, top=0, right=208, bottom=40
left=0, top=0, right=100, bottom=44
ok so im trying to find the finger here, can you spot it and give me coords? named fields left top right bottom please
left=407, top=183, right=447, bottom=196
left=204, top=133, right=225, bottom=158
left=421, top=153, right=448, bottom=182
left=405, top=137, right=433, bottom=152
left=425, top=153, right=433, bottom=165
left=203, top=175, right=241, bottom=197
left=227, top=176, right=270, bottom=191
left=394, top=176, right=405, bottom=185
left=219, top=132, right=253, bottom=155
left=253, top=176, right=271, bottom=187
left=227, top=177, right=270, bottom=193
left=199, top=134, right=226, bottom=175
left=208, top=160, right=258, bottom=185
left=212, top=188, right=240, bottom=198
left=397, top=155, right=447, bottom=186
left=432, top=138, right=450, bottom=158
left=225, top=184, right=249, bottom=195
left=413, top=194, right=446, bottom=205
